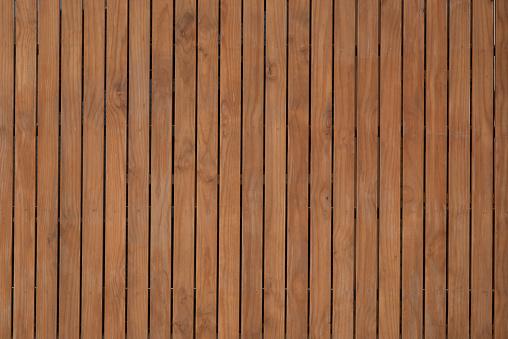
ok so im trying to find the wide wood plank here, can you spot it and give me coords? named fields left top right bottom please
left=424, top=0, right=448, bottom=336
left=402, top=0, right=424, bottom=336
left=81, top=0, right=105, bottom=335
left=495, top=0, right=508, bottom=336
left=104, top=0, right=127, bottom=335
left=218, top=0, right=242, bottom=336
left=355, top=0, right=378, bottom=336
left=150, top=0, right=173, bottom=336
left=173, top=0, right=196, bottom=335
left=127, top=0, right=150, bottom=336
left=0, top=1, right=14, bottom=336
left=13, top=0, right=37, bottom=336
left=471, top=0, right=494, bottom=336
left=36, top=0, right=60, bottom=335
left=309, top=0, right=332, bottom=336
left=286, top=0, right=310, bottom=336
left=332, top=0, right=355, bottom=336
left=379, top=0, right=401, bottom=336
left=241, top=0, right=263, bottom=336
left=264, top=0, right=286, bottom=336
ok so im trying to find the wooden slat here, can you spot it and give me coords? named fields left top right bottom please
left=309, top=0, right=332, bottom=336
left=127, top=0, right=150, bottom=336
left=424, top=0, right=448, bottom=336
left=195, top=0, right=218, bottom=336
left=173, top=0, right=196, bottom=335
left=287, top=0, right=310, bottom=337
left=0, top=0, right=14, bottom=336
left=241, top=0, right=263, bottom=336
left=150, top=0, right=173, bottom=336
left=36, top=0, right=60, bottom=335
left=264, top=0, right=286, bottom=336
left=81, top=0, right=105, bottom=335
left=448, top=0, right=470, bottom=336
left=104, top=0, right=127, bottom=334
left=471, top=0, right=494, bottom=336
left=495, top=0, right=508, bottom=336
left=401, top=0, right=424, bottom=336
left=13, top=0, right=37, bottom=336
left=379, top=0, right=401, bottom=336
left=355, top=0, right=378, bottom=336
left=332, top=0, right=355, bottom=336
left=218, top=0, right=242, bottom=336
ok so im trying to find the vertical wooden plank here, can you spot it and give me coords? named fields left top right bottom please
left=196, top=0, right=218, bottom=335
left=355, top=0, right=378, bottom=336
left=13, top=0, right=37, bottom=336
left=448, top=0, right=470, bottom=336
left=173, top=0, right=196, bottom=335
left=264, top=0, right=286, bottom=336
left=286, top=0, right=309, bottom=336
left=309, top=0, right=332, bottom=337
left=150, top=0, right=173, bottom=335
left=495, top=0, right=508, bottom=336
left=425, top=0, right=448, bottom=336
left=81, top=0, right=105, bottom=335
left=0, top=0, right=14, bottom=336
left=471, top=0, right=494, bottom=336
left=104, top=0, right=127, bottom=334
left=332, top=0, right=355, bottom=336
left=379, top=0, right=401, bottom=336
left=218, top=0, right=241, bottom=336
left=36, top=0, right=60, bottom=335
left=127, top=0, right=150, bottom=336
left=241, top=0, right=263, bottom=336
left=402, top=0, right=425, bottom=336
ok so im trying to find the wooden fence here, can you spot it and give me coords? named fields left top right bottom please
left=0, top=0, right=507, bottom=337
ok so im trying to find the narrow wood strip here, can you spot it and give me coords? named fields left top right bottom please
left=36, top=0, right=60, bottom=335
left=424, top=0, right=448, bottom=336
left=218, top=0, right=242, bottom=336
left=150, top=0, right=173, bottom=336
left=0, top=0, right=14, bottom=336
left=13, top=0, right=37, bottom=336
left=104, top=0, right=127, bottom=335
left=355, top=0, right=378, bottom=335
left=471, top=0, right=494, bottom=336
left=126, top=0, right=150, bottom=336
left=264, top=0, right=286, bottom=336
left=332, top=0, right=355, bottom=336
left=448, top=0, right=470, bottom=336
left=286, top=0, right=309, bottom=336
left=241, top=0, right=263, bottom=336
left=81, top=0, right=105, bottom=335
left=379, top=0, right=401, bottom=336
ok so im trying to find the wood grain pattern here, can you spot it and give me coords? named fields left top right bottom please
left=379, top=0, right=401, bottom=336
left=241, top=0, right=263, bottom=336
left=402, top=0, right=424, bottom=336
left=495, top=0, right=508, bottom=336
left=332, top=0, right=355, bottom=336
left=309, top=0, right=332, bottom=336
left=104, top=0, right=127, bottom=335
left=218, top=0, right=242, bottom=336
left=173, top=0, right=196, bottom=335
left=425, top=0, right=448, bottom=336
left=355, top=0, right=378, bottom=335
left=13, top=0, right=37, bottom=336
left=286, top=0, right=309, bottom=336
left=471, top=0, right=494, bottom=336
left=150, top=0, right=173, bottom=336
left=0, top=1, right=14, bottom=336
left=264, top=0, right=286, bottom=336
left=36, top=0, right=60, bottom=335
